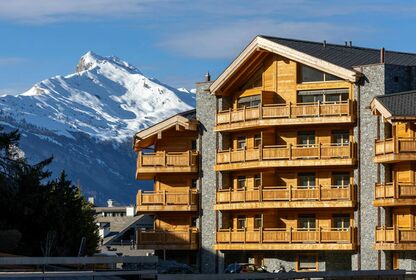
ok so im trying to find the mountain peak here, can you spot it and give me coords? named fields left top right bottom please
left=76, top=51, right=141, bottom=74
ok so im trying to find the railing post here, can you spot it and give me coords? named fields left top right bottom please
left=289, top=227, right=292, bottom=243
left=260, top=227, right=263, bottom=244
left=318, top=227, right=321, bottom=243
left=289, top=144, right=292, bottom=160
left=243, top=105, right=246, bottom=122
left=318, top=184, right=322, bottom=201
left=188, top=189, right=191, bottom=206
left=244, top=227, right=246, bottom=244
left=138, top=190, right=142, bottom=206
left=288, top=102, right=292, bottom=118
left=188, top=150, right=191, bottom=166
left=289, top=185, right=292, bottom=201
left=229, top=228, right=232, bottom=244
left=163, top=190, right=166, bottom=205
left=228, top=108, right=231, bottom=124
left=259, top=104, right=262, bottom=120
left=318, top=143, right=322, bottom=159
left=259, top=185, right=263, bottom=202
left=139, top=151, right=143, bottom=167
left=229, top=148, right=231, bottom=164
left=163, top=150, right=166, bottom=166
left=317, top=100, right=320, bottom=117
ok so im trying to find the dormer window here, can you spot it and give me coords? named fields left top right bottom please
left=300, top=64, right=341, bottom=83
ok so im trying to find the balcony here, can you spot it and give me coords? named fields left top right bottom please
left=137, top=228, right=199, bottom=250
left=215, top=227, right=356, bottom=251
left=215, top=185, right=355, bottom=210
left=215, top=100, right=354, bottom=132
left=375, top=226, right=416, bottom=250
left=136, top=151, right=198, bottom=179
left=374, top=137, right=416, bottom=163
left=215, top=143, right=356, bottom=171
left=374, top=183, right=416, bottom=206
left=136, top=190, right=199, bottom=212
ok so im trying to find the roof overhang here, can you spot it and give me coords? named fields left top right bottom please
left=210, top=36, right=359, bottom=95
left=370, top=97, right=416, bottom=123
left=133, top=114, right=198, bottom=151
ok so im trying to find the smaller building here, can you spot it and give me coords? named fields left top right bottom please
left=93, top=199, right=153, bottom=256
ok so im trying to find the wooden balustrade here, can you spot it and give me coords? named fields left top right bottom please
left=216, top=227, right=355, bottom=245
left=136, top=190, right=199, bottom=212
left=374, top=137, right=416, bottom=163
left=216, top=143, right=354, bottom=165
left=374, top=182, right=416, bottom=206
left=216, top=101, right=352, bottom=127
left=138, top=150, right=198, bottom=167
left=136, top=150, right=198, bottom=179
left=216, top=185, right=354, bottom=204
left=137, top=228, right=199, bottom=250
left=375, top=226, right=416, bottom=250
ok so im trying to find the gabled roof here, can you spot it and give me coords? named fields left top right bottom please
left=133, top=109, right=197, bottom=151
left=371, top=90, right=416, bottom=122
left=263, top=36, right=416, bottom=69
left=210, top=35, right=416, bottom=95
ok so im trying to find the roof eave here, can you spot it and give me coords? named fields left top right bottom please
left=210, top=36, right=358, bottom=95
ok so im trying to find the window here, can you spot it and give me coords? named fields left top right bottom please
left=298, top=89, right=348, bottom=103
left=254, top=214, right=263, bottom=229
left=237, top=216, right=246, bottom=229
left=298, top=214, right=316, bottom=230
left=254, top=174, right=262, bottom=188
left=237, top=176, right=246, bottom=189
left=298, top=131, right=315, bottom=146
left=332, top=172, right=350, bottom=187
left=300, top=64, right=341, bottom=83
left=297, top=254, right=318, bottom=271
left=191, top=140, right=197, bottom=150
left=254, top=133, right=262, bottom=148
left=237, top=136, right=246, bottom=149
left=298, top=173, right=316, bottom=188
left=191, top=179, right=197, bottom=188
left=332, top=214, right=350, bottom=230
left=237, top=95, right=261, bottom=108
left=332, top=130, right=349, bottom=146
left=241, top=68, right=263, bottom=90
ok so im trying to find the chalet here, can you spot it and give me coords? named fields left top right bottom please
left=133, top=35, right=416, bottom=272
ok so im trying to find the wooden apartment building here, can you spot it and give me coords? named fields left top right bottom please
left=133, top=36, right=416, bottom=272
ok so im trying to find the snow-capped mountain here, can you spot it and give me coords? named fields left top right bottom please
left=0, top=52, right=195, bottom=204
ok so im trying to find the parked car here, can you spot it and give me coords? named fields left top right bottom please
left=157, top=260, right=195, bottom=274
left=224, top=263, right=269, bottom=273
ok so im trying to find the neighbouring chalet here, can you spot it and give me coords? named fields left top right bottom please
left=133, top=35, right=416, bottom=272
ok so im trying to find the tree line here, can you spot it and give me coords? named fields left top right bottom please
left=0, top=127, right=99, bottom=256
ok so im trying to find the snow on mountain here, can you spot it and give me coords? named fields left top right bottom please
left=0, top=52, right=195, bottom=204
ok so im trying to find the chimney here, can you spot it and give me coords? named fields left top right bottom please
left=349, top=41, right=352, bottom=47
left=323, top=40, right=326, bottom=48
left=380, top=47, right=385, bottom=63
left=345, top=41, right=348, bottom=47
left=107, top=199, right=113, bottom=208
left=205, top=72, right=211, bottom=82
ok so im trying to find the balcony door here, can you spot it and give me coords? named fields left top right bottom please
left=332, top=172, right=350, bottom=188
left=298, top=214, right=316, bottom=231
left=298, top=173, right=316, bottom=189
left=237, top=95, right=261, bottom=109
left=332, top=130, right=349, bottom=146
left=298, top=131, right=315, bottom=147
left=332, top=214, right=350, bottom=231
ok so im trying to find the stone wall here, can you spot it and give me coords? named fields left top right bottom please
left=196, top=81, right=219, bottom=273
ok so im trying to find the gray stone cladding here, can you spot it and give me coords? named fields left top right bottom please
left=196, top=81, right=218, bottom=273
left=355, top=64, right=386, bottom=270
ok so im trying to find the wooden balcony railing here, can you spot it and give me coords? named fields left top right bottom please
left=216, top=227, right=355, bottom=245
left=216, top=185, right=354, bottom=205
left=216, top=101, right=353, bottom=128
left=375, top=137, right=416, bottom=156
left=136, top=190, right=198, bottom=212
left=136, top=151, right=198, bottom=178
left=216, top=143, right=354, bottom=165
left=137, top=228, right=199, bottom=250
left=375, top=183, right=416, bottom=200
left=375, top=226, right=416, bottom=250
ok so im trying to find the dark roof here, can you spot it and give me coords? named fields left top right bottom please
left=375, top=90, right=416, bottom=116
left=260, top=36, right=416, bottom=69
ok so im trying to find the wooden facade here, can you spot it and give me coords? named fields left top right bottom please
left=134, top=115, right=199, bottom=253
left=372, top=113, right=416, bottom=251
left=213, top=53, right=357, bottom=253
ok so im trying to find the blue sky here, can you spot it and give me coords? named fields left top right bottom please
left=0, top=0, right=416, bottom=94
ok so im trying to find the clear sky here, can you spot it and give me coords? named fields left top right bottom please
left=0, top=0, right=416, bottom=94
